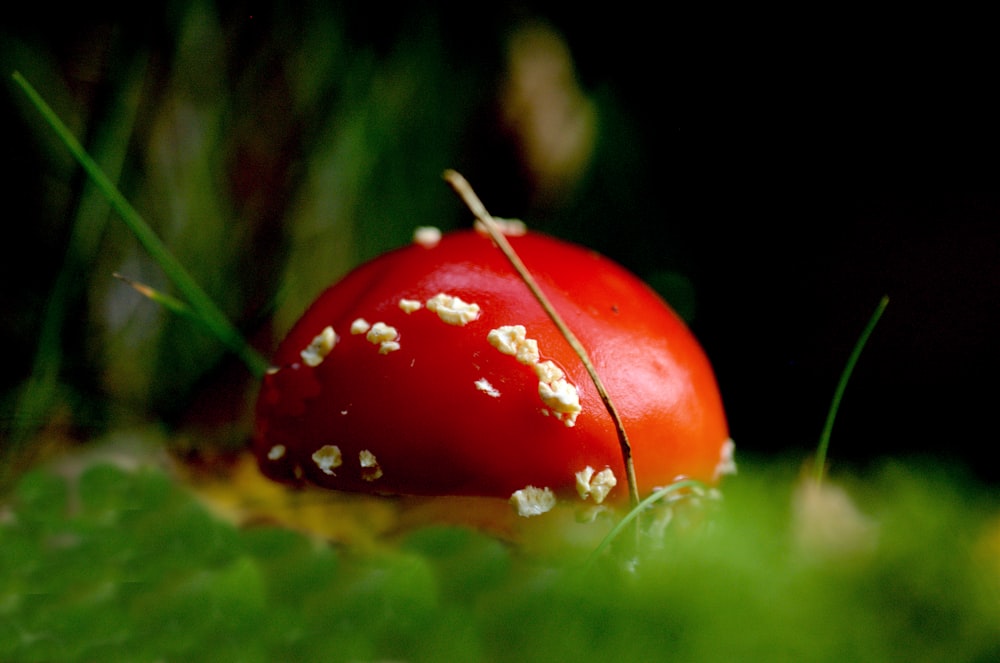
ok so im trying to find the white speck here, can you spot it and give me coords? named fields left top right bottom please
left=398, top=298, right=423, bottom=314
left=312, top=445, right=343, bottom=475
left=488, top=325, right=581, bottom=425
left=514, top=338, right=539, bottom=366
left=575, top=467, right=595, bottom=500
left=533, top=360, right=564, bottom=384
left=340, top=410, right=348, bottom=416
left=426, top=293, right=481, bottom=326
left=359, top=450, right=383, bottom=481
left=350, top=318, right=371, bottom=335
left=509, top=485, right=556, bottom=517
left=366, top=322, right=400, bottom=353
left=300, top=326, right=338, bottom=367
left=359, top=449, right=378, bottom=467
left=713, top=438, right=738, bottom=480
left=575, top=466, right=617, bottom=503
left=487, top=325, right=539, bottom=365
left=475, top=216, right=528, bottom=237
left=538, top=378, right=582, bottom=426
left=366, top=321, right=398, bottom=344
left=266, top=366, right=280, bottom=375
left=475, top=377, right=501, bottom=398
left=267, top=445, right=286, bottom=461
left=413, top=225, right=442, bottom=248
left=487, top=325, right=523, bottom=355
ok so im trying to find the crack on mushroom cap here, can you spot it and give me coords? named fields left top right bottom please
left=509, top=485, right=556, bottom=517
left=300, top=326, right=338, bottom=367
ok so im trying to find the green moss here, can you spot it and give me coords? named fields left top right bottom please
left=1, top=457, right=998, bottom=661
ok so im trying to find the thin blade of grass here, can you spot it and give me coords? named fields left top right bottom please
left=113, top=273, right=204, bottom=327
left=4, top=61, right=146, bottom=489
left=11, top=71, right=269, bottom=378
left=814, top=295, right=890, bottom=483
left=585, top=479, right=709, bottom=568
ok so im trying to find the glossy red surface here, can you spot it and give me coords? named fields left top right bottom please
left=254, top=229, right=730, bottom=501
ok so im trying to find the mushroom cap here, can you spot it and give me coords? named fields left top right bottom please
left=254, top=229, right=731, bottom=501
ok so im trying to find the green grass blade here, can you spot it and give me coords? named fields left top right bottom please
left=12, top=71, right=269, bottom=378
left=3, top=61, right=145, bottom=490
left=814, top=295, right=890, bottom=483
left=586, top=479, right=709, bottom=567
left=113, top=273, right=205, bottom=327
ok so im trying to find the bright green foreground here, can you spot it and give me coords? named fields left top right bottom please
left=2, top=448, right=998, bottom=662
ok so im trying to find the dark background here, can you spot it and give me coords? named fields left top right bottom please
left=2, top=4, right=998, bottom=480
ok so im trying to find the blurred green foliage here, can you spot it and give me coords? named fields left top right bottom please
left=2, top=452, right=998, bottom=662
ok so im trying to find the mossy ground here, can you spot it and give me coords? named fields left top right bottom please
left=3, top=439, right=998, bottom=662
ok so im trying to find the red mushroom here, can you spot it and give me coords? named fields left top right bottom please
left=253, top=218, right=733, bottom=517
